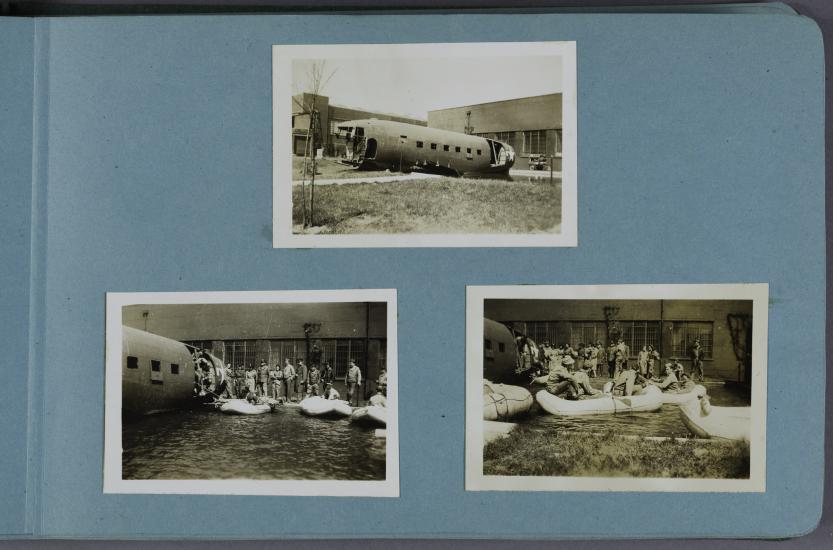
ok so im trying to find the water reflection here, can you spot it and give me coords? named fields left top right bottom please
left=122, top=407, right=385, bottom=480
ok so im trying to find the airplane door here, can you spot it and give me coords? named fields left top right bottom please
left=365, top=138, right=377, bottom=160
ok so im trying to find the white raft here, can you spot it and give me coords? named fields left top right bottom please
left=679, top=396, right=750, bottom=441
left=483, top=381, right=534, bottom=421
left=535, top=385, right=663, bottom=416
left=299, top=396, right=352, bottom=418
left=219, top=399, right=271, bottom=415
left=350, top=405, right=387, bottom=427
left=659, top=384, right=707, bottom=405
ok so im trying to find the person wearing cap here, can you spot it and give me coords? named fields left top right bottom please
left=345, top=359, right=362, bottom=406
left=323, top=382, right=340, bottom=400
left=545, top=361, right=600, bottom=400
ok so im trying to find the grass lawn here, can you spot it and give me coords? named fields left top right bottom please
left=293, top=176, right=561, bottom=234
left=483, top=428, right=750, bottom=479
left=292, top=157, right=393, bottom=181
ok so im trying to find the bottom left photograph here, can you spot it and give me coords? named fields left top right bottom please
left=103, top=289, right=398, bottom=497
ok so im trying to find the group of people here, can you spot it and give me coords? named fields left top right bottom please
left=193, top=350, right=387, bottom=408
left=537, top=337, right=706, bottom=400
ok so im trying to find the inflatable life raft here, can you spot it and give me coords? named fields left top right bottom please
left=658, top=384, right=707, bottom=405
left=679, top=396, right=750, bottom=441
left=219, top=399, right=271, bottom=415
left=483, top=381, right=534, bottom=421
left=350, top=405, right=387, bottom=427
left=299, top=396, right=353, bottom=418
left=535, top=384, right=663, bottom=416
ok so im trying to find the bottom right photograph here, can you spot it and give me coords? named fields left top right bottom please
left=465, top=284, right=768, bottom=493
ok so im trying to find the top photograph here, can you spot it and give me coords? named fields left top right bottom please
left=272, top=41, right=577, bottom=248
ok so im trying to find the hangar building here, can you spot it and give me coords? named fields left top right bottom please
left=484, top=299, right=753, bottom=384
left=292, top=92, right=426, bottom=157
left=427, top=93, right=563, bottom=171
left=124, top=302, right=388, bottom=398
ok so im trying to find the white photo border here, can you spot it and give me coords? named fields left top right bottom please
left=272, top=41, right=578, bottom=248
left=465, top=283, right=768, bottom=493
left=104, top=289, right=399, bottom=497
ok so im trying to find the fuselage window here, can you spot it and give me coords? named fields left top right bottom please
left=455, top=146, right=461, bottom=153
left=484, top=339, right=492, bottom=350
left=127, top=356, right=139, bottom=369
left=498, top=343, right=506, bottom=353
left=416, top=141, right=424, bottom=148
left=430, top=143, right=437, bottom=150
left=466, top=147, right=472, bottom=154
left=443, top=145, right=450, bottom=152
left=170, top=363, right=180, bottom=375
left=477, top=149, right=482, bottom=155
left=151, top=360, right=161, bottom=372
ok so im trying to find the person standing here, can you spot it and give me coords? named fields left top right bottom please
left=295, top=360, right=309, bottom=399
left=270, top=363, right=283, bottom=400
left=308, top=364, right=322, bottom=396
left=637, top=346, right=649, bottom=377
left=647, top=345, right=660, bottom=378
left=283, top=358, right=296, bottom=402
left=690, top=339, right=705, bottom=381
left=607, top=341, right=617, bottom=378
left=257, top=360, right=270, bottom=398
left=321, top=361, right=335, bottom=388
left=345, top=359, right=362, bottom=407
left=245, top=365, right=257, bottom=395
left=588, top=342, right=599, bottom=377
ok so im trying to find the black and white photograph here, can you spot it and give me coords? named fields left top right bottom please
left=273, top=42, right=577, bottom=248
left=465, top=284, right=767, bottom=492
left=104, top=290, right=398, bottom=496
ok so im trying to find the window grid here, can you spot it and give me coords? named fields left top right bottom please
left=671, top=321, right=714, bottom=359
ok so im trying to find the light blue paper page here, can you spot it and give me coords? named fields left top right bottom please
left=30, top=12, right=824, bottom=538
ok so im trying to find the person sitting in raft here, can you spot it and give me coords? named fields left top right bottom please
left=546, top=362, right=600, bottom=400
left=244, top=388, right=259, bottom=404
left=369, top=389, right=387, bottom=407
left=323, top=382, right=340, bottom=401
left=611, top=363, right=647, bottom=396
left=647, top=363, right=680, bottom=392
left=678, top=372, right=696, bottom=392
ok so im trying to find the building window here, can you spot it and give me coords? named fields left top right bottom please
left=455, top=146, right=461, bottom=153
left=618, top=321, right=661, bottom=356
left=170, top=363, right=179, bottom=375
left=672, top=322, right=714, bottom=359
left=443, top=145, right=450, bottom=152
left=430, top=143, right=437, bottom=150
left=416, top=141, right=424, bottom=148
left=524, top=130, right=548, bottom=155
left=127, top=356, right=139, bottom=369
left=223, top=340, right=259, bottom=371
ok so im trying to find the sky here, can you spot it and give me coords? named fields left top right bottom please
left=292, top=56, right=563, bottom=120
